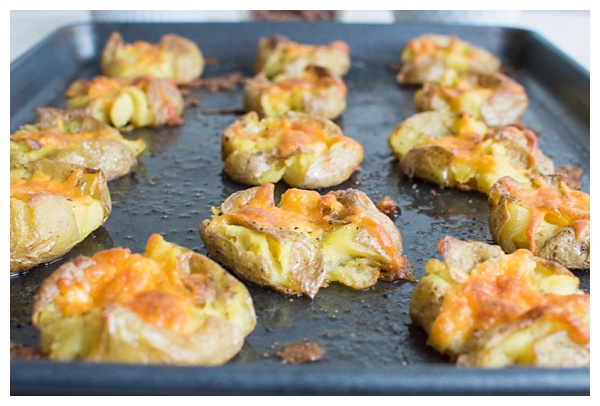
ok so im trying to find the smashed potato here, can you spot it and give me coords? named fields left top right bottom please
left=489, top=175, right=590, bottom=269
left=66, top=76, right=184, bottom=128
left=397, top=34, right=501, bottom=85
left=254, top=35, right=350, bottom=78
left=10, top=161, right=111, bottom=274
left=10, top=108, right=145, bottom=181
left=200, top=184, right=413, bottom=298
left=32, top=234, right=256, bottom=365
left=244, top=65, right=347, bottom=119
left=388, top=111, right=554, bottom=193
left=101, top=32, right=204, bottom=84
left=221, top=111, right=363, bottom=189
left=415, top=70, right=528, bottom=127
left=409, top=236, right=589, bottom=367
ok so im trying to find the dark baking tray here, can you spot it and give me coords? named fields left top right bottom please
left=10, top=22, right=590, bottom=395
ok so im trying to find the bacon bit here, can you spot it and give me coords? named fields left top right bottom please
left=387, top=63, right=402, bottom=74
left=185, top=72, right=246, bottom=93
left=555, top=165, right=584, bottom=190
left=11, top=341, right=42, bottom=360
left=204, top=56, right=219, bottom=66
left=376, top=196, right=400, bottom=219
left=276, top=341, right=325, bottom=364
left=201, top=108, right=247, bottom=116
left=184, top=97, right=201, bottom=107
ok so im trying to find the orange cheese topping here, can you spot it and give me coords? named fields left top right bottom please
left=502, top=177, right=590, bottom=251
left=213, top=184, right=405, bottom=272
left=429, top=249, right=590, bottom=350
left=279, top=40, right=349, bottom=59
left=122, top=41, right=171, bottom=68
left=52, top=235, right=197, bottom=334
left=232, top=116, right=355, bottom=158
left=11, top=129, right=117, bottom=149
left=10, top=168, right=95, bottom=202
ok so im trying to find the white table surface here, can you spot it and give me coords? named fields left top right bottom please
left=9, top=10, right=590, bottom=70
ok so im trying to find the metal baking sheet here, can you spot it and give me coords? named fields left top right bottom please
left=10, top=22, right=590, bottom=395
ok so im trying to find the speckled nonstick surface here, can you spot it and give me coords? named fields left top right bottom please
left=10, top=22, right=589, bottom=395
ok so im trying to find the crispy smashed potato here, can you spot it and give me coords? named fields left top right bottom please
left=101, top=32, right=204, bottom=84
left=244, top=65, right=347, bottom=119
left=415, top=70, right=528, bottom=127
left=32, top=234, right=256, bottom=365
left=254, top=35, right=350, bottom=78
left=66, top=76, right=184, bottom=128
left=10, top=161, right=111, bottom=274
left=200, top=184, right=413, bottom=298
left=10, top=108, right=145, bottom=181
left=489, top=175, right=590, bottom=269
left=388, top=111, right=554, bottom=193
left=409, top=236, right=589, bottom=367
left=221, top=111, right=363, bottom=189
left=397, top=34, right=501, bottom=85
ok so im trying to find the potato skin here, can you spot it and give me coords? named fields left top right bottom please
left=221, top=111, right=363, bottom=189
left=244, top=66, right=347, bottom=120
left=254, top=35, right=350, bottom=78
left=415, top=71, right=528, bottom=127
left=101, top=32, right=204, bottom=84
left=390, top=112, right=554, bottom=194
left=10, top=161, right=111, bottom=274
left=409, top=236, right=589, bottom=367
left=397, top=34, right=500, bottom=85
left=200, top=184, right=413, bottom=298
left=10, top=108, right=145, bottom=181
left=32, top=234, right=256, bottom=365
left=488, top=175, right=590, bottom=269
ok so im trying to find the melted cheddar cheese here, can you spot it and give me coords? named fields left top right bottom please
left=11, top=168, right=96, bottom=203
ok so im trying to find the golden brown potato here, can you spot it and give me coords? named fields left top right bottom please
left=244, top=65, right=347, bottom=120
left=65, top=76, right=184, bottom=128
left=397, top=34, right=501, bottom=85
left=101, top=32, right=204, bottom=84
left=200, top=184, right=413, bottom=298
left=409, top=236, right=589, bottom=367
left=32, top=234, right=256, bottom=365
left=10, top=161, right=111, bottom=274
left=488, top=175, right=590, bottom=269
left=415, top=71, right=528, bottom=127
left=221, top=111, right=363, bottom=189
left=10, top=108, right=145, bottom=181
left=388, top=111, right=554, bottom=193
left=254, top=35, right=350, bottom=78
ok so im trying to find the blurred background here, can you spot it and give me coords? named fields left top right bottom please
left=10, top=10, right=590, bottom=70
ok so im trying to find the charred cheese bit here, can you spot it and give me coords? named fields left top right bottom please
left=489, top=175, right=590, bottom=269
left=410, top=236, right=589, bottom=367
left=101, top=32, right=204, bottom=84
left=32, top=234, right=256, bottom=365
left=398, top=34, right=500, bottom=84
left=222, top=111, right=363, bottom=189
left=202, top=184, right=412, bottom=298
left=256, top=35, right=350, bottom=78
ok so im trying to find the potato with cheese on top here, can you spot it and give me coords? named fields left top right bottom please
left=10, top=108, right=145, bottom=181
left=244, top=65, right=347, bottom=120
left=397, top=34, right=501, bottom=85
left=66, top=76, right=184, bottom=129
left=101, top=32, right=204, bottom=85
left=222, top=111, right=363, bottom=189
left=388, top=111, right=554, bottom=194
left=32, top=234, right=256, bottom=365
left=488, top=175, right=590, bottom=269
left=200, top=184, right=413, bottom=298
left=10, top=161, right=111, bottom=274
left=254, top=35, right=350, bottom=79
left=409, top=236, right=589, bottom=367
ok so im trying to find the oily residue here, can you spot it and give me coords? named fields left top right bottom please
left=276, top=340, right=325, bottom=364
